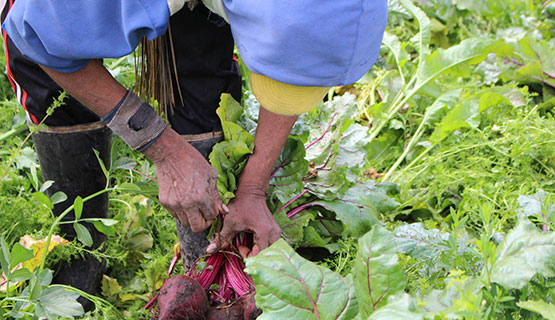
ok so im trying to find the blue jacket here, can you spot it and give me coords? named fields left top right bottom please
left=3, top=0, right=169, bottom=73
left=3, top=0, right=387, bottom=87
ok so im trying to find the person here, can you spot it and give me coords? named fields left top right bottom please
left=2, top=0, right=387, bottom=310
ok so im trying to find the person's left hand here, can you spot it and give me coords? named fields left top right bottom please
left=206, top=185, right=281, bottom=258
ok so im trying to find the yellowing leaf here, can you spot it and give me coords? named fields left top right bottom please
left=101, top=275, right=122, bottom=298
left=20, top=234, right=69, bottom=272
left=1, top=235, right=68, bottom=293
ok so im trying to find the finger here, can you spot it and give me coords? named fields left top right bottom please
left=238, top=245, right=251, bottom=259
left=167, top=206, right=190, bottom=227
left=248, top=244, right=261, bottom=258
left=206, top=219, right=238, bottom=253
left=269, top=228, right=282, bottom=244
left=211, top=191, right=228, bottom=218
left=199, top=193, right=218, bottom=222
left=251, top=234, right=271, bottom=257
left=187, top=208, right=208, bottom=233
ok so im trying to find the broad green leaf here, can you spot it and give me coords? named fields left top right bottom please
left=343, top=183, right=400, bottom=214
left=127, top=232, right=153, bottom=252
left=274, top=211, right=313, bottom=244
left=416, top=38, right=512, bottom=90
left=368, top=293, right=424, bottom=320
left=50, top=191, right=67, bottom=206
left=421, top=275, right=483, bottom=313
left=353, top=226, right=404, bottom=317
left=517, top=300, right=555, bottom=320
left=245, top=239, right=358, bottom=320
left=304, top=94, right=358, bottom=166
left=336, top=123, right=371, bottom=170
left=393, top=223, right=449, bottom=260
left=431, top=86, right=524, bottom=142
left=424, top=89, right=462, bottom=126
left=35, top=286, right=84, bottom=319
left=10, top=243, right=34, bottom=269
left=309, top=183, right=398, bottom=238
left=209, top=140, right=252, bottom=203
left=490, top=220, right=555, bottom=289
left=500, top=36, right=555, bottom=88
left=305, top=168, right=350, bottom=201
left=301, top=225, right=331, bottom=249
left=217, top=93, right=243, bottom=123
left=517, top=190, right=553, bottom=219
left=221, top=121, right=254, bottom=146
left=311, top=199, right=378, bottom=238
left=268, top=137, right=308, bottom=205
left=210, top=94, right=256, bottom=203
left=14, top=147, right=39, bottom=170
left=73, top=196, right=83, bottom=220
left=73, top=223, right=93, bottom=247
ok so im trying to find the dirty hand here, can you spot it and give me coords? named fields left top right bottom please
left=143, top=128, right=227, bottom=232
left=206, top=184, right=281, bottom=258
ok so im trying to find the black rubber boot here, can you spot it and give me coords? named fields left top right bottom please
left=176, top=131, right=224, bottom=269
left=31, top=122, right=112, bottom=311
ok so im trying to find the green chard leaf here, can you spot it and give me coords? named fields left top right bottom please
left=210, top=94, right=255, bottom=203
left=245, top=239, right=358, bottom=320
left=499, top=36, right=555, bottom=89
left=431, top=86, right=525, bottom=142
left=368, top=293, right=424, bottom=320
left=268, top=137, right=309, bottom=205
left=490, top=220, right=555, bottom=289
left=308, top=183, right=399, bottom=238
left=393, top=223, right=450, bottom=261
left=353, top=226, right=404, bottom=318
left=517, top=300, right=555, bottom=320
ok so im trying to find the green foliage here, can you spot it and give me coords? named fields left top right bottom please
left=1, top=0, right=554, bottom=318
left=245, top=239, right=358, bottom=320
left=353, top=226, right=404, bottom=317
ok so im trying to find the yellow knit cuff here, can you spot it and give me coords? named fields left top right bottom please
left=250, top=73, right=329, bottom=116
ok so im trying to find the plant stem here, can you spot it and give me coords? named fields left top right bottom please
left=276, top=189, right=308, bottom=214
left=305, top=112, right=337, bottom=150
left=383, top=96, right=437, bottom=181
left=286, top=201, right=317, bottom=218
left=38, top=188, right=115, bottom=273
left=0, top=123, right=28, bottom=142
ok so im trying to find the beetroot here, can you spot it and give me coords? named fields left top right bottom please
left=206, top=304, right=243, bottom=320
left=151, top=232, right=261, bottom=319
left=155, top=275, right=209, bottom=320
left=241, top=292, right=261, bottom=320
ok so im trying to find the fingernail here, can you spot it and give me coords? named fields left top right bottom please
left=221, top=204, right=229, bottom=213
left=206, top=243, right=216, bottom=254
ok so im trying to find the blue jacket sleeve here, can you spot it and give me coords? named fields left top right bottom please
left=2, top=0, right=170, bottom=73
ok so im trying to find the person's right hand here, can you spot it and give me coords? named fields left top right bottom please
left=143, top=128, right=228, bottom=232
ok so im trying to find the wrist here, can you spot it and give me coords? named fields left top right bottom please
left=142, top=127, right=181, bottom=164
